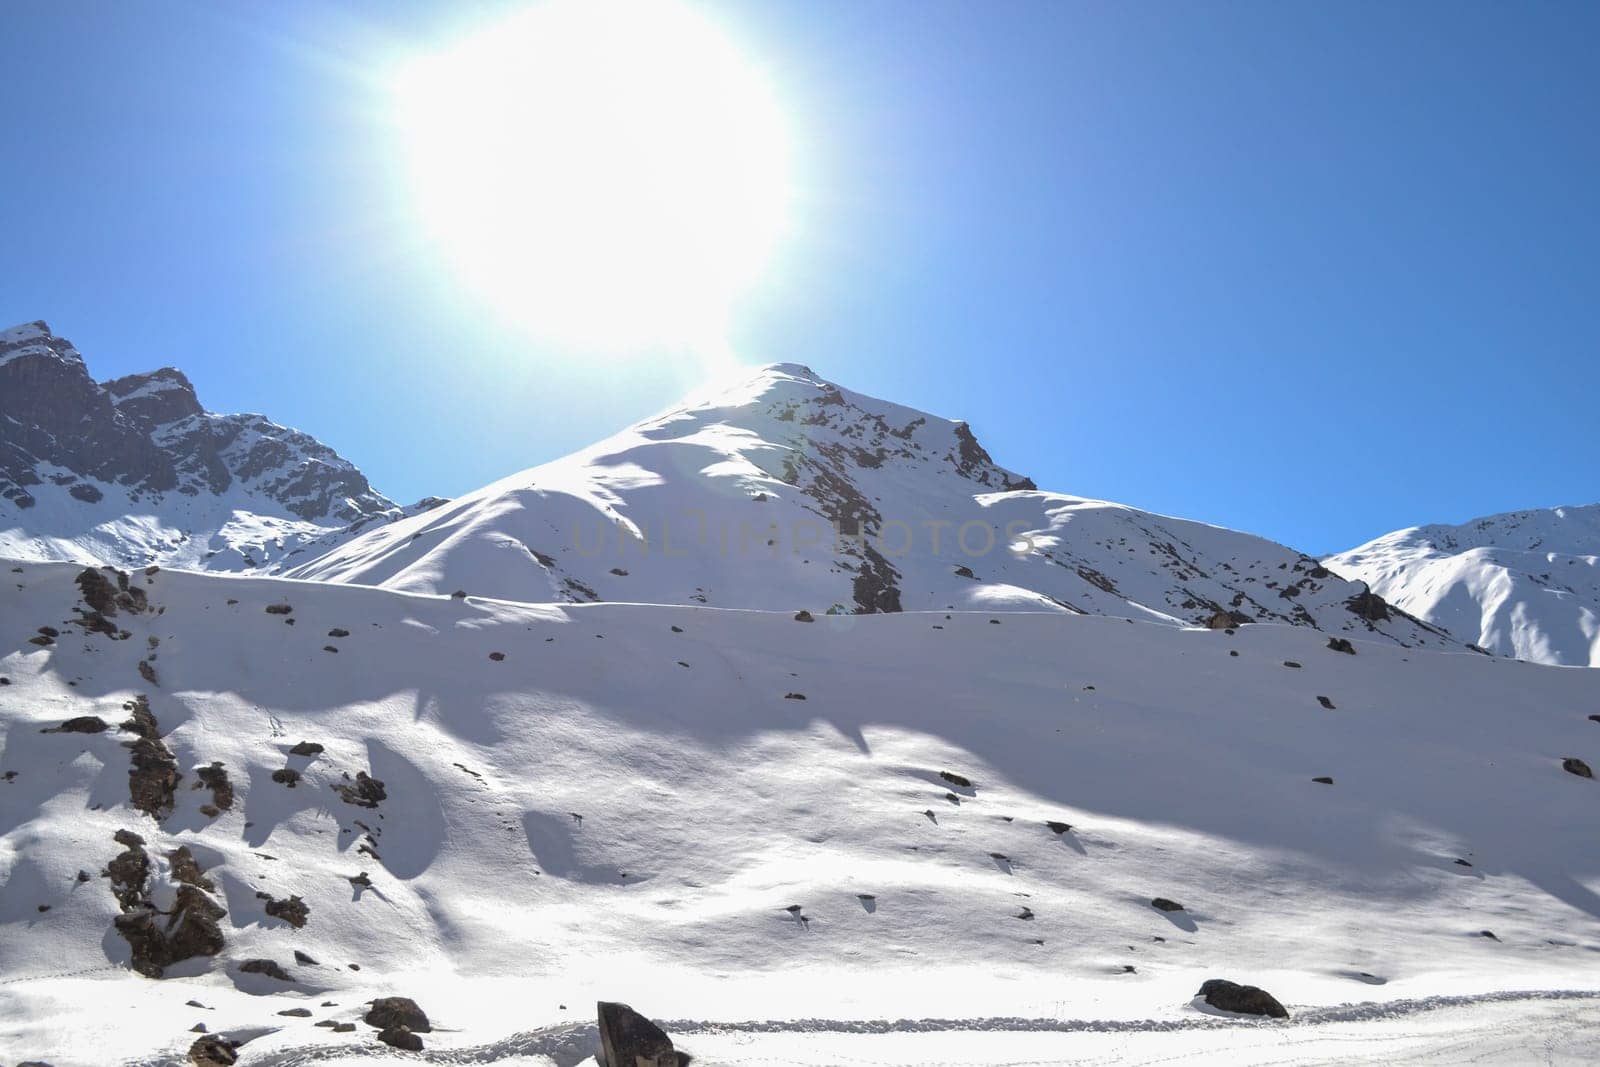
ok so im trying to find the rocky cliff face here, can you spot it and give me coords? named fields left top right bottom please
left=0, top=320, right=419, bottom=570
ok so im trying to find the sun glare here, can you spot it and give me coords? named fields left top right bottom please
left=394, top=0, right=791, bottom=354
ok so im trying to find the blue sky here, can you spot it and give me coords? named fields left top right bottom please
left=3, top=1, right=1596, bottom=552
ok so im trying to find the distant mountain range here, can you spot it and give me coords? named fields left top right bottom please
left=0, top=321, right=442, bottom=571
left=1329, top=505, right=1600, bottom=666
left=5, top=318, right=1595, bottom=663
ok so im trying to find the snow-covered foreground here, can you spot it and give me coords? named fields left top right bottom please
left=3, top=561, right=1599, bottom=1065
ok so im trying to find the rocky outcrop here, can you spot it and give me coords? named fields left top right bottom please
left=105, top=830, right=226, bottom=978
left=0, top=320, right=403, bottom=565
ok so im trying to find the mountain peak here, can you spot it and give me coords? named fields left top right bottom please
left=102, top=366, right=204, bottom=427
left=0, top=319, right=84, bottom=370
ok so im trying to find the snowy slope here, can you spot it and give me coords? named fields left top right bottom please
left=288, top=364, right=1451, bottom=650
left=3, top=562, right=1599, bottom=1065
left=0, top=321, right=437, bottom=573
left=1329, top=504, right=1600, bottom=666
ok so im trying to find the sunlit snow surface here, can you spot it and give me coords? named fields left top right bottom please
left=3, top=562, right=1598, bottom=1064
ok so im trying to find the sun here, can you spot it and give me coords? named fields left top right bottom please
left=393, top=0, right=791, bottom=354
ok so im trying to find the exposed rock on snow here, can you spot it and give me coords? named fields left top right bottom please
left=365, top=996, right=431, bottom=1033
left=1197, top=978, right=1289, bottom=1019
left=597, top=1001, right=684, bottom=1067
left=186, top=1034, right=238, bottom=1066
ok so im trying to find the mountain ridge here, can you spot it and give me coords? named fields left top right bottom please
left=1329, top=502, right=1600, bottom=666
left=0, top=320, right=439, bottom=572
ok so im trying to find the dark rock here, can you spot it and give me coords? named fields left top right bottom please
left=597, top=1001, right=683, bottom=1067
left=1150, top=898, right=1184, bottom=912
left=783, top=692, right=806, bottom=700
left=258, top=892, right=309, bottom=928
left=1045, top=820, right=1073, bottom=834
left=1562, top=757, right=1594, bottom=779
left=168, top=847, right=214, bottom=891
left=1197, top=978, right=1288, bottom=1018
left=1326, top=637, right=1356, bottom=655
left=332, top=1022, right=356, bottom=1033
left=127, top=731, right=180, bottom=818
left=272, top=768, right=301, bottom=787
left=46, top=715, right=109, bottom=734
left=1589, top=715, right=1600, bottom=724
left=196, top=762, right=234, bottom=810
left=489, top=651, right=505, bottom=661
left=1345, top=587, right=1391, bottom=622
left=138, top=659, right=158, bottom=685
left=264, top=604, right=293, bottom=615
left=278, top=1007, right=313, bottom=1017
left=238, top=958, right=293, bottom=981
left=1317, top=695, right=1336, bottom=710
left=115, top=884, right=226, bottom=978
left=366, top=996, right=431, bottom=1032
left=378, top=1025, right=423, bottom=1051
left=1282, top=661, right=1302, bottom=669
left=1312, top=776, right=1334, bottom=785
left=188, top=1035, right=238, bottom=1066
left=294, top=949, right=319, bottom=965
left=793, top=609, right=814, bottom=622
left=322, top=645, right=339, bottom=653
left=327, top=628, right=350, bottom=638
left=27, top=634, right=53, bottom=646
left=1205, top=609, right=1250, bottom=630
left=939, top=770, right=973, bottom=788
left=288, top=741, right=323, bottom=757
left=333, top=771, right=386, bottom=808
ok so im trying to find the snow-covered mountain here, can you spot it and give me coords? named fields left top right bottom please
left=1328, top=504, right=1600, bottom=667
left=3, top=561, right=1599, bottom=1065
left=288, top=362, right=1452, bottom=651
left=0, top=320, right=441, bottom=573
